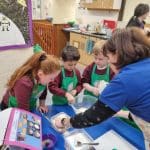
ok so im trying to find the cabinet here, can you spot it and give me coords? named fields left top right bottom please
left=53, top=24, right=70, bottom=57
left=80, top=0, right=122, bottom=11
left=70, top=32, right=105, bottom=65
left=33, top=21, right=69, bottom=57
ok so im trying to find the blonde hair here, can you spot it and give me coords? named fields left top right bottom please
left=93, top=40, right=106, bottom=55
left=7, top=52, right=60, bottom=90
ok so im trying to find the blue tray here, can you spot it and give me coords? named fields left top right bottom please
left=34, top=105, right=145, bottom=150
left=85, top=117, right=145, bottom=150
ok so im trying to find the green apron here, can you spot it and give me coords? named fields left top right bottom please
left=8, top=83, right=46, bottom=111
left=84, top=64, right=110, bottom=97
left=52, top=68, right=78, bottom=105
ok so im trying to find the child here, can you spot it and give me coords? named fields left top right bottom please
left=82, top=40, right=114, bottom=97
left=48, top=45, right=82, bottom=105
left=1, top=47, right=60, bottom=112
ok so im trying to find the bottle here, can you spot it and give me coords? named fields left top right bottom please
left=102, top=23, right=108, bottom=35
left=95, top=22, right=101, bottom=33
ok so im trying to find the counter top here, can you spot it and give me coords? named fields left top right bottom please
left=63, top=28, right=109, bottom=40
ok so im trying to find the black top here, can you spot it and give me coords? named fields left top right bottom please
left=126, top=16, right=145, bottom=29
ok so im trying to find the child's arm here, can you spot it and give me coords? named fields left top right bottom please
left=48, top=72, right=66, bottom=97
left=39, top=89, right=48, bottom=113
left=83, top=83, right=99, bottom=96
left=82, top=63, right=100, bottom=96
left=71, top=69, right=83, bottom=96
left=39, top=99, right=48, bottom=113
left=49, top=72, right=75, bottom=103
left=65, top=92, right=75, bottom=104
left=81, top=64, right=93, bottom=84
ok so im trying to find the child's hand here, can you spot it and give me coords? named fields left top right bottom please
left=39, top=100, right=48, bottom=113
left=39, top=105, right=48, bottom=113
left=65, top=92, right=75, bottom=104
left=92, top=87, right=99, bottom=96
left=83, top=83, right=91, bottom=90
left=70, top=89, right=77, bottom=96
left=83, top=83, right=99, bottom=96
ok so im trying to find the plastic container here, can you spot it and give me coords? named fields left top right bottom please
left=72, top=95, right=97, bottom=113
left=51, top=112, right=70, bottom=132
left=42, top=134, right=56, bottom=150
left=64, top=129, right=94, bottom=150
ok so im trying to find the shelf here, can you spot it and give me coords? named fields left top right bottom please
left=87, top=8, right=120, bottom=11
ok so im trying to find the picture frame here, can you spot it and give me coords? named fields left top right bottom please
left=0, top=0, right=33, bottom=50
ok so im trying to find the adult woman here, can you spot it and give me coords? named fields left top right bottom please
left=55, top=27, right=150, bottom=149
left=1, top=51, right=60, bottom=112
left=126, top=3, right=150, bottom=36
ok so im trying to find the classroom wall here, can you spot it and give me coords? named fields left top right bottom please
left=75, top=0, right=120, bottom=25
left=51, top=0, right=77, bottom=24
left=0, top=48, right=33, bottom=101
left=33, top=0, right=120, bottom=25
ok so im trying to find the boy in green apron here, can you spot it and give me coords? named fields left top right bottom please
left=1, top=45, right=60, bottom=112
left=49, top=45, right=82, bottom=105
left=82, top=41, right=114, bottom=97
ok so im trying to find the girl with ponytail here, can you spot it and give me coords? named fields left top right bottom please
left=1, top=47, right=60, bottom=112
left=126, top=3, right=150, bottom=35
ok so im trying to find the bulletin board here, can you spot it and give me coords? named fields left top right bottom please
left=0, top=0, right=33, bottom=50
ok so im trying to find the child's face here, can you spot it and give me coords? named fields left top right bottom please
left=94, top=52, right=108, bottom=68
left=38, top=70, right=60, bottom=85
left=63, top=61, right=77, bottom=71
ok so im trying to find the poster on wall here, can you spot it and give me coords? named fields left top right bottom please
left=0, top=0, right=33, bottom=50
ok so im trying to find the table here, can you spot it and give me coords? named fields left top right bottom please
left=34, top=105, right=145, bottom=150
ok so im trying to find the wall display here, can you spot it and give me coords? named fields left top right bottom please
left=0, top=0, right=33, bottom=50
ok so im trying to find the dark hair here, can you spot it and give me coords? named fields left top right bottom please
left=134, top=3, right=149, bottom=17
left=61, top=45, right=80, bottom=62
left=103, top=27, right=150, bottom=69
left=126, top=3, right=149, bottom=28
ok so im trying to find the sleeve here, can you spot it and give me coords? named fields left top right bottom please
left=74, top=69, right=83, bottom=94
left=70, top=100, right=116, bottom=128
left=13, top=77, right=33, bottom=111
left=100, top=77, right=127, bottom=112
left=48, top=72, right=66, bottom=96
left=81, top=63, right=93, bottom=84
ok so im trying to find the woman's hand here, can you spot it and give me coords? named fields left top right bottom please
left=65, top=92, right=75, bottom=104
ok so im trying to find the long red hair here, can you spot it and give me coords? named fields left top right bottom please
left=7, top=52, right=60, bottom=90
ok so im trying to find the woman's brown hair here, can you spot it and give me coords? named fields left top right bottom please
left=103, top=27, right=150, bottom=69
left=7, top=52, right=60, bottom=90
